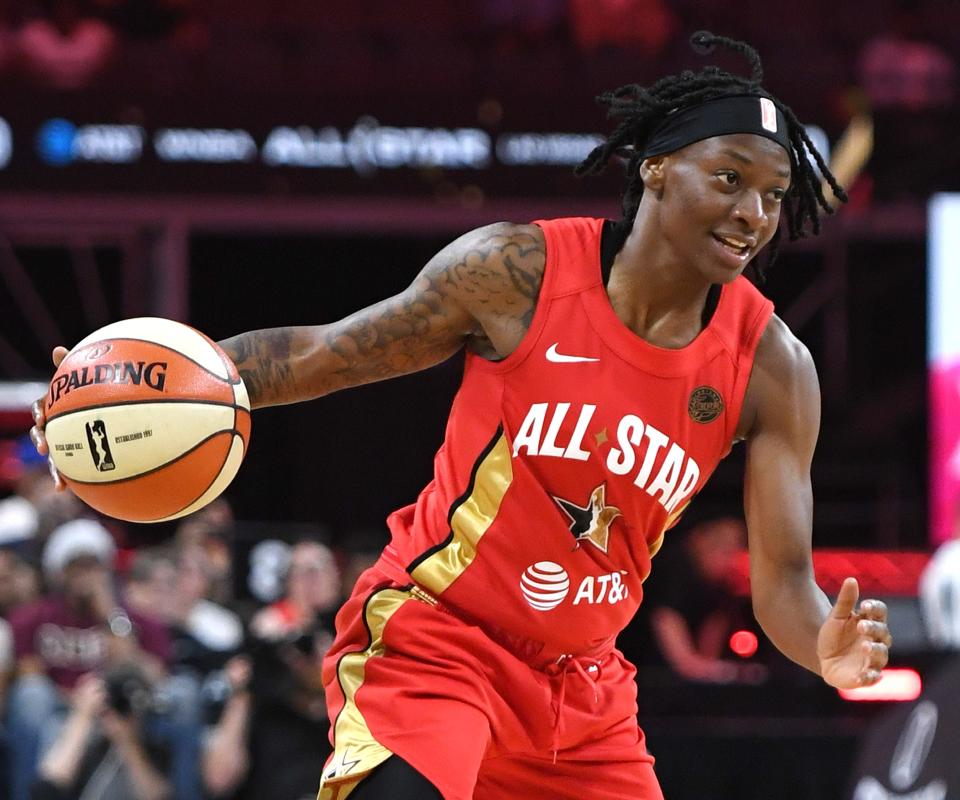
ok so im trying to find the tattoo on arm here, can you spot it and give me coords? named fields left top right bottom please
left=219, top=223, right=545, bottom=408
left=220, top=328, right=297, bottom=408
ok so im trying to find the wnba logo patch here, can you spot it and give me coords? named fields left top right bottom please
left=85, top=420, right=116, bottom=472
left=520, top=561, right=569, bottom=611
left=688, top=386, right=724, bottom=423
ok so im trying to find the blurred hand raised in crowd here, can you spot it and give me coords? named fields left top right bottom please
left=71, top=673, right=107, bottom=720
left=224, top=655, right=252, bottom=694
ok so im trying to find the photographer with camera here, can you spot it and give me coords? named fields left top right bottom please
left=202, top=540, right=338, bottom=800
left=5, top=519, right=171, bottom=800
left=33, top=669, right=171, bottom=800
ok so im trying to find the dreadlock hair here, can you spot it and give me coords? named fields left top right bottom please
left=575, top=31, right=847, bottom=278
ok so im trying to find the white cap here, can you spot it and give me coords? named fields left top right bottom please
left=42, top=518, right=116, bottom=577
left=0, top=496, right=39, bottom=545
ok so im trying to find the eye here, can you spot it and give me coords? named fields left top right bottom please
left=716, top=170, right=739, bottom=186
left=769, top=187, right=786, bottom=202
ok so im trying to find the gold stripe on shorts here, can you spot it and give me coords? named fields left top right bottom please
left=318, top=587, right=413, bottom=798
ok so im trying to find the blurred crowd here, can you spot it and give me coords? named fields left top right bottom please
left=0, top=0, right=205, bottom=90
left=0, top=428, right=957, bottom=799
left=0, top=1, right=954, bottom=200
left=0, top=0, right=953, bottom=108
left=0, top=437, right=383, bottom=800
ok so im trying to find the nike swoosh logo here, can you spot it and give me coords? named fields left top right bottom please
left=545, top=343, right=600, bottom=363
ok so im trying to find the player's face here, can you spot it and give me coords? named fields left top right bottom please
left=652, top=133, right=791, bottom=284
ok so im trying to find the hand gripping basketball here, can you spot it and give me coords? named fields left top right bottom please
left=30, top=318, right=251, bottom=523
left=30, top=345, right=69, bottom=489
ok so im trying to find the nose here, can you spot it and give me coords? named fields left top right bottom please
left=732, top=189, right=766, bottom=232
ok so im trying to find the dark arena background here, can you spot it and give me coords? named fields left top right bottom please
left=0, top=2, right=959, bottom=799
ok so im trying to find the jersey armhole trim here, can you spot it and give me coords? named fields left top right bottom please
left=723, top=301, right=775, bottom=447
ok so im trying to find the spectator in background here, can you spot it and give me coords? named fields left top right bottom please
left=32, top=671, right=171, bottom=800
left=127, top=545, right=242, bottom=676
left=0, top=548, right=29, bottom=791
left=200, top=654, right=251, bottom=799
left=856, top=0, right=958, bottom=199
left=1, top=550, right=38, bottom=702
left=204, top=540, right=338, bottom=800
left=0, top=551, right=18, bottom=683
left=5, top=519, right=169, bottom=800
left=175, top=499, right=235, bottom=608
left=858, top=2, right=955, bottom=113
left=621, top=517, right=763, bottom=683
left=124, top=544, right=239, bottom=799
left=0, top=437, right=81, bottom=560
left=250, top=540, right=339, bottom=641
left=17, top=0, right=116, bottom=90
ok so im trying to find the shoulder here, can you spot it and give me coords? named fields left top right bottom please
left=127, top=606, right=170, bottom=639
left=754, top=315, right=817, bottom=385
left=434, top=222, right=546, bottom=292
left=454, top=221, right=544, bottom=250
left=423, top=222, right=546, bottom=355
left=741, top=314, right=820, bottom=443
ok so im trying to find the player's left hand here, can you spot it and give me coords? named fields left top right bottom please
left=817, top=577, right=892, bottom=689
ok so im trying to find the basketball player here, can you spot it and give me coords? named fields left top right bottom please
left=32, top=32, right=893, bottom=800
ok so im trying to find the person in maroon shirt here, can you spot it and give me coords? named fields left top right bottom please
left=6, top=518, right=169, bottom=800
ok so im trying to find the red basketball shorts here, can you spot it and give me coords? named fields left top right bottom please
left=317, top=564, right=663, bottom=800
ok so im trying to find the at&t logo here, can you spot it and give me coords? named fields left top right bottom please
left=520, top=562, right=569, bottom=611
left=520, top=562, right=629, bottom=612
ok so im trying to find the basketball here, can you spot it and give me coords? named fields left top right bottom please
left=43, top=317, right=251, bottom=523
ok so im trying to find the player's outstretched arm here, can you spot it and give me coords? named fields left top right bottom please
left=742, top=316, right=891, bottom=688
left=218, top=222, right=545, bottom=408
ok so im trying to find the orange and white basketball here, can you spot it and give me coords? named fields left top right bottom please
left=44, top=317, right=251, bottom=523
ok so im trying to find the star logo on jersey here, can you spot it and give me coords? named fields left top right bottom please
left=552, top=483, right=621, bottom=553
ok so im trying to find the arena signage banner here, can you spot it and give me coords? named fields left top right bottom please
left=0, top=106, right=828, bottom=196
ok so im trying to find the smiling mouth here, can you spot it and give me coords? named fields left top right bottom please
left=712, top=233, right=752, bottom=257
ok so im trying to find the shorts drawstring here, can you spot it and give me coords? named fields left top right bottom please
left=547, top=654, right=602, bottom=763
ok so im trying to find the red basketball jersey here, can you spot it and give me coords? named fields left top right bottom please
left=381, top=217, right=773, bottom=665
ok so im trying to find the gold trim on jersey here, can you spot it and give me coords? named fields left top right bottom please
left=318, top=587, right=412, bottom=800
left=642, top=499, right=692, bottom=582
left=410, top=431, right=513, bottom=595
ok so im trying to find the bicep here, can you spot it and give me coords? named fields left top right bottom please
left=314, top=222, right=544, bottom=389
left=743, top=324, right=821, bottom=596
left=221, top=222, right=544, bottom=407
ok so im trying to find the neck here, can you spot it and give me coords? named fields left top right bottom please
left=607, top=204, right=714, bottom=348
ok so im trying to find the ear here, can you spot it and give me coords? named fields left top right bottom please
left=639, top=156, right=666, bottom=194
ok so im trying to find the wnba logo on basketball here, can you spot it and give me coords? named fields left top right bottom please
left=84, top=420, right=116, bottom=472
left=48, top=361, right=168, bottom=408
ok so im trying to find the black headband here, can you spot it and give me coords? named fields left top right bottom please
left=641, top=94, right=791, bottom=159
